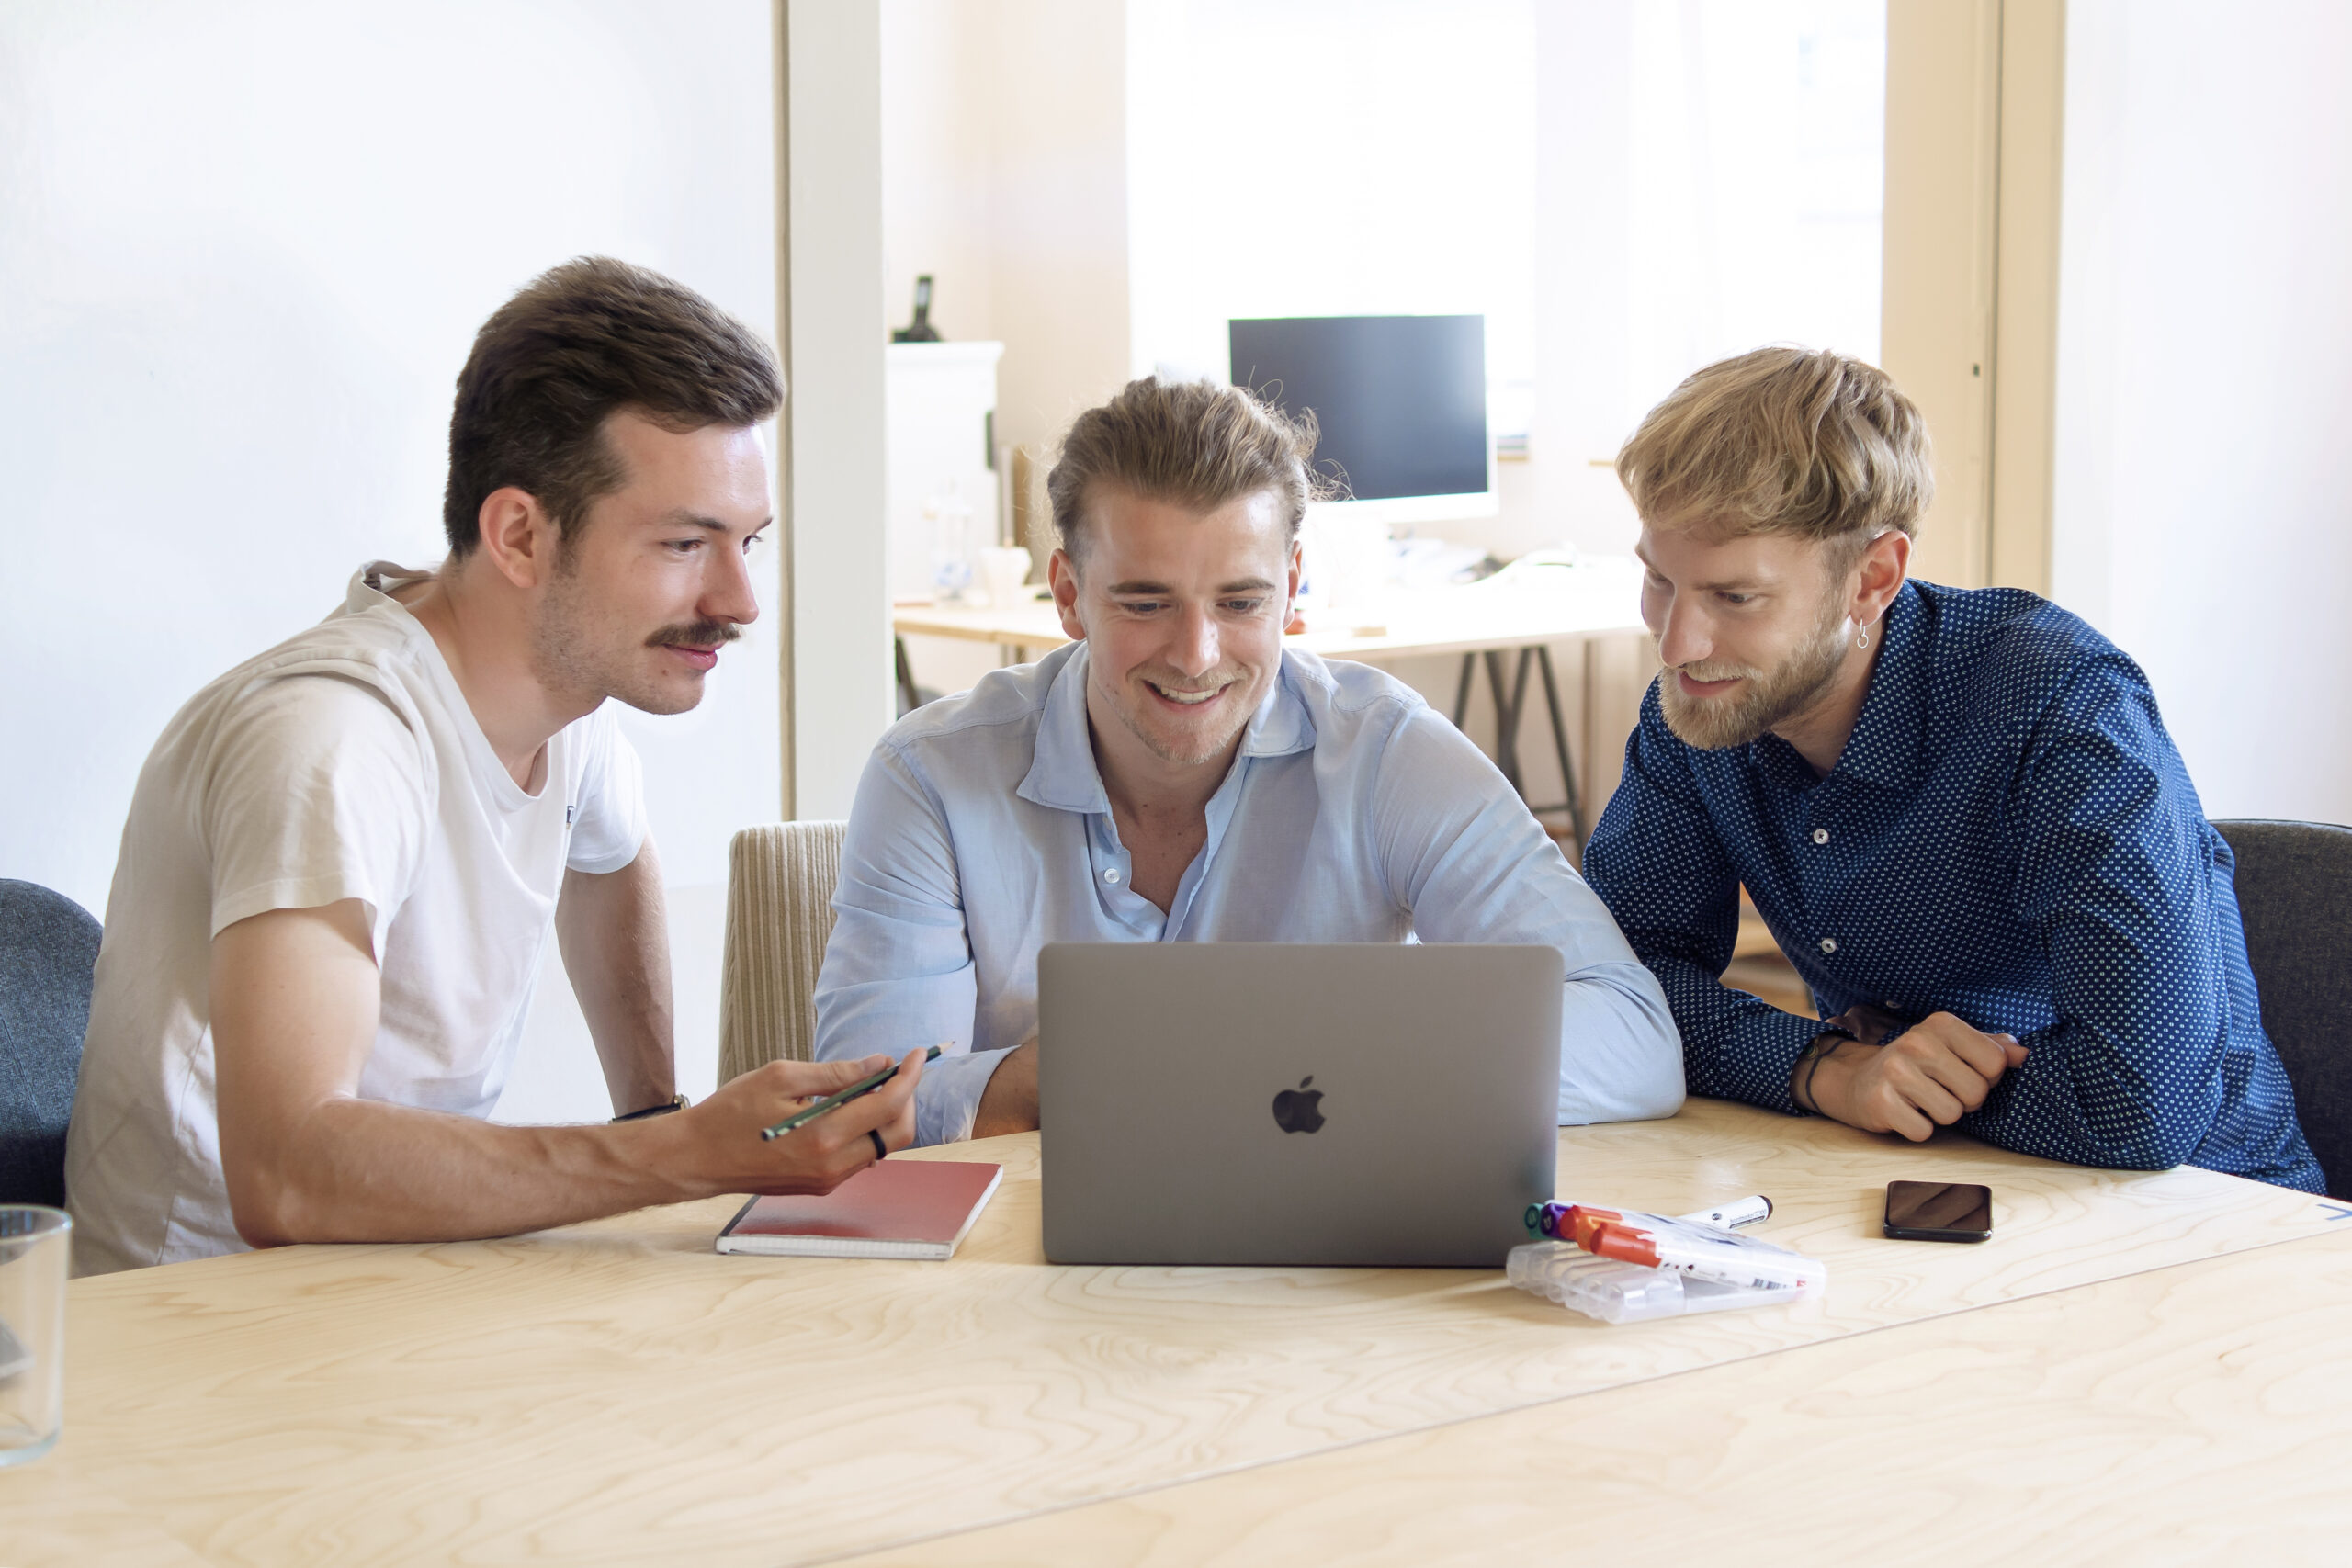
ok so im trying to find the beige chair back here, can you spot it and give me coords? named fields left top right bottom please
left=718, top=820, right=849, bottom=1080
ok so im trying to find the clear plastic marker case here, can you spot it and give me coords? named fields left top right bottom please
left=1506, top=1240, right=1819, bottom=1325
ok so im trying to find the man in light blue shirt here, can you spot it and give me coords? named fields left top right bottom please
left=815, top=377, right=1683, bottom=1145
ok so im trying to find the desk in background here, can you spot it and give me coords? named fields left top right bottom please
left=895, top=558, right=1653, bottom=841
left=7, top=1097, right=2347, bottom=1565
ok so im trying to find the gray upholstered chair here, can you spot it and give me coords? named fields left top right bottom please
left=0, top=880, right=103, bottom=1207
left=2214, top=819, right=2352, bottom=1197
left=718, top=821, right=850, bottom=1081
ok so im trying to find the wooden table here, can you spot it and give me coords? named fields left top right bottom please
left=7, top=1098, right=2346, bottom=1566
left=897, top=558, right=1652, bottom=837
left=840, top=1235, right=2352, bottom=1566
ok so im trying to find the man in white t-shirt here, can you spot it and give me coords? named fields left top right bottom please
left=65, top=258, right=924, bottom=1273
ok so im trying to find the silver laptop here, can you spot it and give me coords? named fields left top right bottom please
left=1038, top=942, right=1562, bottom=1268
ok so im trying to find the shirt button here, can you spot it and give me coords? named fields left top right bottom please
left=1811, top=828, right=1830, bottom=845
left=1818, top=937, right=1838, bottom=954
left=1103, top=868, right=1121, bottom=885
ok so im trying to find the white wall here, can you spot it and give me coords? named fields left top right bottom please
left=1126, top=0, right=1538, bottom=409
left=2050, top=0, right=2352, bottom=823
left=785, top=0, right=895, bottom=822
left=986, top=0, right=1135, bottom=460
left=883, top=0, right=1883, bottom=581
left=1123, top=0, right=1882, bottom=566
left=878, top=0, right=1131, bottom=462
left=0, top=0, right=780, bottom=1121
left=1529, top=0, right=1885, bottom=561
left=878, top=1, right=1000, bottom=346
left=880, top=0, right=1135, bottom=703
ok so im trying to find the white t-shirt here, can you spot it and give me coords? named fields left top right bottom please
left=64, top=564, right=646, bottom=1274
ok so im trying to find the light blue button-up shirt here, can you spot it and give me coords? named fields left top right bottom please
left=814, top=641, right=1685, bottom=1145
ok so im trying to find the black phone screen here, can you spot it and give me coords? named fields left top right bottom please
left=1883, top=1180, right=1994, bottom=1242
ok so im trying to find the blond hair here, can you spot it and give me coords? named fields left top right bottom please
left=1047, top=377, right=1325, bottom=566
left=1614, top=347, right=1933, bottom=548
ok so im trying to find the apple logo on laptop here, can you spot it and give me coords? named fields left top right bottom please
left=1272, top=1076, right=1325, bottom=1134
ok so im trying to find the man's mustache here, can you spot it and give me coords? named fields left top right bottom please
left=646, top=619, right=744, bottom=649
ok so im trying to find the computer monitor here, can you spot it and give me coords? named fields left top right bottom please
left=1227, top=313, right=1496, bottom=526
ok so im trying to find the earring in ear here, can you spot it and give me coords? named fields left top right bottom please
left=1856, top=626, right=1871, bottom=650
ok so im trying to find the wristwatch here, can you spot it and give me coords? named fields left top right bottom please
left=612, top=1093, right=690, bottom=1122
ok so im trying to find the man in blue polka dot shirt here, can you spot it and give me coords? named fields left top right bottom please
left=1581, top=347, right=2322, bottom=1192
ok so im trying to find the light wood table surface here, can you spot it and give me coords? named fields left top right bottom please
left=6, top=1098, right=2340, bottom=1566
left=840, top=1231, right=2352, bottom=1567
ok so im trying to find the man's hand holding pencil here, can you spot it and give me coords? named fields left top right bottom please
left=654, top=1049, right=931, bottom=1197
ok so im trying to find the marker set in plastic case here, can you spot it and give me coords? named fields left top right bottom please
left=1507, top=1195, right=1826, bottom=1325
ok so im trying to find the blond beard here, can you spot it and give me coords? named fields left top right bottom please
left=1657, top=597, right=1852, bottom=750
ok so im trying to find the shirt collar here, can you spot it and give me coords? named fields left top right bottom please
left=1825, top=579, right=1929, bottom=790
left=1016, top=645, right=1317, bottom=815
left=352, top=560, right=432, bottom=608
left=1746, top=580, right=1928, bottom=792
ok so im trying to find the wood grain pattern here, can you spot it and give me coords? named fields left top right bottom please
left=832, top=1228, right=2352, bottom=1567
left=6, top=1098, right=2339, bottom=1566
left=0, top=1461, right=216, bottom=1568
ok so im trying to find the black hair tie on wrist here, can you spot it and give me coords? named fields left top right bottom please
left=1797, top=1032, right=1857, bottom=1114
left=868, top=1129, right=888, bottom=1161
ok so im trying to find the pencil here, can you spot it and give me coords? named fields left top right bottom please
left=758, top=1045, right=943, bottom=1141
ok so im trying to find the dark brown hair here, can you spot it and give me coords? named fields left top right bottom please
left=442, top=256, right=782, bottom=555
left=1046, top=377, right=1325, bottom=567
left=1615, top=346, right=1933, bottom=549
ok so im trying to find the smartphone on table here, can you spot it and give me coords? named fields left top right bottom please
left=1883, top=1179, right=1994, bottom=1242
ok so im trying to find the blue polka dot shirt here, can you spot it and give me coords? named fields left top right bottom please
left=1583, top=580, right=2322, bottom=1191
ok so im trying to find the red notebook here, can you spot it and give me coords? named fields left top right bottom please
left=714, top=1161, right=1003, bottom=1260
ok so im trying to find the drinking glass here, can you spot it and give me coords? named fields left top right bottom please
left=0, top=1205, right=70, bottom=1466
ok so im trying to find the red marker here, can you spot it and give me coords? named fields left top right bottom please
left=1526, top=1194, right=1770, bottom=1239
